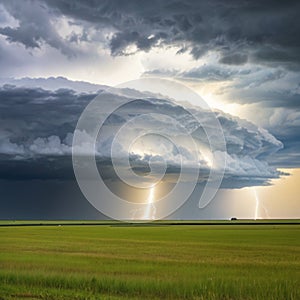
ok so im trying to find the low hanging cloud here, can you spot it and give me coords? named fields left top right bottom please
left=0, top=79, right=284, bottom=188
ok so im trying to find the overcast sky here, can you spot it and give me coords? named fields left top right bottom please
left=0, top=0, right=299, bottom=220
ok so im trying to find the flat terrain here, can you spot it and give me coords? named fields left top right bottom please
left=0, top=221, right=299, bottom=299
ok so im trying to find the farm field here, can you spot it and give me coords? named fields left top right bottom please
left=0, top=221, right=299, bottom=299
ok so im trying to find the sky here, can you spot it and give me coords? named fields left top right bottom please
left=0, top=0, right=299, bottom=220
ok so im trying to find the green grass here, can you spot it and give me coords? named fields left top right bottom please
left=0, top=222, right=299, bottom=299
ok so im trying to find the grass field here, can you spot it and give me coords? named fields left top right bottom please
left=0, top=221, right=299, bottom=299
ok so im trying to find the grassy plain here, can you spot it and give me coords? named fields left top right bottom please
left=0, top=221, right=299, bottom=299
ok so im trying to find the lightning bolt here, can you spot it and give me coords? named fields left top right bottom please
left=143, top=185, right=156, bottom=220
left=253, top=188, right=271, bottom=220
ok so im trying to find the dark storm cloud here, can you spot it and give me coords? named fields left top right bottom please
left=0, top=26, right=40, bottom=48
left=0, top=84, right=96, bottom=141
left=0, top=0, right=76, bottom=57
left=41, top=0, right=300, bottom=67
left=0, top=80, right=290, bottom=220
left=1, top=0, right=299, bottom=68
left=0, top=83, right=283, bottom=187
left=219, top=53, right=248, bottom=66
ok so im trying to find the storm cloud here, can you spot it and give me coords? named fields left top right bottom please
left=0, top=0, right=299, bottom=68
left=0, top=81, right=283, bottom=188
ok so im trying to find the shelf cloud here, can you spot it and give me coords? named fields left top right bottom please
left=0, top=81, right=283, bottom=188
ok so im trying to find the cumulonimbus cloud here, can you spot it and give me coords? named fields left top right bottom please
left=0, top=81, right=283, bottom=188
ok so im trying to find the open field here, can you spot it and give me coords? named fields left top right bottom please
left=0, top=221, right=299, bottom=299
